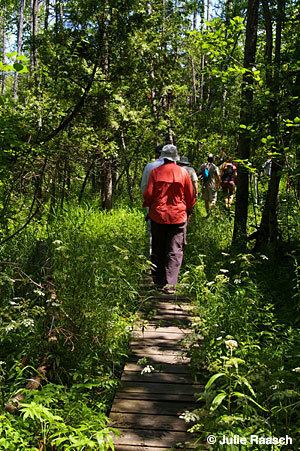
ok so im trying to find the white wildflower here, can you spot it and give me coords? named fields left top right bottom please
left=141, top=365, right=155, bottom=374
left=206, top=281, right=215, bottom=286
left=52, top=240, right=63, bottom=245
left=225, top=339, right=238, bottom=350
left=219, top=269, right=229, bottom=274
left=179, top=411, right=200, bottom=423
left=292, top=368, right=300, bottom=373
left=260, top=254, right=269, bottom=260
left=234, top=279, right=242, bottom=284
left=216, top=336, right=223, bottom=341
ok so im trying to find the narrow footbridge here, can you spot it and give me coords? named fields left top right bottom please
left=110, top=293, right=201, bottom=450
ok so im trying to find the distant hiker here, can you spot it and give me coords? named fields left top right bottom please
left=261, top=158, right=272, bottom=177
left=177, top=156, right=199, bottom=197
left=143, top=144, right=196, bottom=294
left=200, top=154, right=221, bottom=217
left=220, top=158, right=237, bottom=209
left=141, top=145, right=164, bottom=255
left=140, top=144, right=164, bottom=194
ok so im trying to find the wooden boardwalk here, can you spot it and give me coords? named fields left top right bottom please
left=110, top=293, right=200, bottom=450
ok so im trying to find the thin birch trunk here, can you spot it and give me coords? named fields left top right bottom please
left=13, top=0, right=26, bottom=99
left=1, top=9, right=6, bottom=94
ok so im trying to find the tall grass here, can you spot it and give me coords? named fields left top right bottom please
left=0, top=206, right=148, bottom=450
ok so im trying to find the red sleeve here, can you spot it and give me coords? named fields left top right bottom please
left=143, top=170, right=155, bottom=207
left=184, top=172, right=196, bottom=211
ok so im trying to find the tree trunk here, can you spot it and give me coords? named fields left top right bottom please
left=13, top=0, right=26, bottom=99
left=255, top=0, right=285, bottom=251
left=44, top=0, right=50, bottom=30
left=101, top=158, right=113, bottom=210
left=1, top=9, right=6, bottom=94
left=30, top=0, right=39, bottom=74
left=232, top=0, right=259, bottom=250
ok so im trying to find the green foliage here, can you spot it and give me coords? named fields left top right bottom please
left=182, top=210, right=300, bottom=449
left=0, top=207, right=148, bottom=449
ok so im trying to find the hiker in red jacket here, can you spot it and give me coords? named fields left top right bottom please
left=143, top=144, right=196, bottom=294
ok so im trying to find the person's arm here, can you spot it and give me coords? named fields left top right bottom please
left=184, top=173, right=196, bottom=214
left=140, top=164, right=150, bottom=194
left=215, top=167, right=221, bottom=189
left=191, top=169, right=198, bottom=197
left=143, top=170, right=155, bottom=207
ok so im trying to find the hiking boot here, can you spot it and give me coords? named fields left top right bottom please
left=162, top=284, right=176, bottom=294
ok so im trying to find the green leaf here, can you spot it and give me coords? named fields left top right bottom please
left=13, top=62, right=23, bottom=72
left=205, top=373, right=225, bottom=390
left=232, top=392, right=268, bottom=411
left=210, top=391, right=227, bottom=411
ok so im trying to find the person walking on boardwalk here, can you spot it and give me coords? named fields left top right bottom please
left=143, top=144, right=196, bottom=294
left=219, top=157, right=237, bottom=209
left=200, top=153, right=221, bottom=217
left=177, top=155, right=199, bottom=198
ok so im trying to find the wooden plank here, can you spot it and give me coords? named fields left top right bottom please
left=114, top=392, right=195, bottom=401
left=119, top=381, right=201, bottom=395
left=129, top=353, right=190, bottom=364
left=155, top=301, right=192, bottom=311
left=144, top=295, right=191, bottom=301
left=150, top=308, right=190, bottom=315
left=115, top=445, right=195, bottom=450
left=132, top=331, right=187, bottom=340
left=111, top=399, right=196, bottom=415
left=110, top=413, right=187, bottom=432
left=130, top=340, right=186, bottom=351
left=115, top=446, right=173, bottom=450
left=124, top=362, right=189, bottom=374
left=113, top=429, right=195, bottom=448
left=131, top=338, right=185, bottom=347
left=130, top=346, right=186, bottom=356
left=121, top=371, right=194, bottom=384
left=150, top=314, right=191, bottom=322
left=133, top=325, right=190, bottom=334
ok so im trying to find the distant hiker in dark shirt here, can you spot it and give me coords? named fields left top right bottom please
left=200, top=154, right=221, bottom=217
left=220, top=158, right=237, bottom=209
left=143, top=144, right=196, bottom=294
left=177, top=156, right=199, bottom=197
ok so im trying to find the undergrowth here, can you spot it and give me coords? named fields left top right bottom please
left=0, top=206, right=148, bottom=450
left=183, top=203, right=300, bottom=450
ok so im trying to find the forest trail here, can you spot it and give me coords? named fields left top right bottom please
left=110, top=291, right=201, bottom=450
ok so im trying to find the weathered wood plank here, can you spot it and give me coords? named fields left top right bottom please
left=112, top=429, right=195, bottom=448
left=111, top=399, right=196, bottom=415
left=132, top=331, right=187, bottom=340
left=121, top=371, right=194, bottom=385
left=154, top=301, right=192, bottom=311
left=110, top=413, right=187, bottom=432
left=130, top=339, right=186, bottom=351
left=129, top=353, right=190, bottom=364
left=114, top=392, right=195, bottom=401
left=133, top=325, right=190, bottom=334
left=124, top=362, right=189, bottom=374
left=130, top=346, right=187, bottom=356
left=150, top=314, right=191, bottom=322
left=114, top=446, right=173, bottom=450
left=115, top=445, right=196, bottom=450
left=119, top=381, right=201, bottom=395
